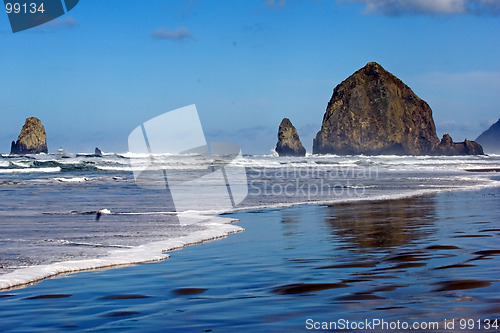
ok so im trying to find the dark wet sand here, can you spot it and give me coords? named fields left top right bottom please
left=1, top=187, right=500, bottom=332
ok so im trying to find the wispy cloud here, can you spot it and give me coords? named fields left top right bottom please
left=438, top=120, right=474, bottom=133
left=265, top=0, right=287, bottom=9
left=412, top=71, right=500, bottom=95
left=35, top=16, right=78, bottom=31
left=410, top=71, right=500, bottom=140
left=206, top=125, right=277, bottom=154
left=344, top=0, right=500, bottom=16
left=151, top=26, right=193, bottom=41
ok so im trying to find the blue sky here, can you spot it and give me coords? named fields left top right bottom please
left=1, top=0, right=499, bottom=154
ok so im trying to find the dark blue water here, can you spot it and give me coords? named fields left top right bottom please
left=1, top=187, right=500, bottom=332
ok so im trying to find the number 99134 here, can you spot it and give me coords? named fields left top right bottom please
left=5, top=2, right=45, bottom=14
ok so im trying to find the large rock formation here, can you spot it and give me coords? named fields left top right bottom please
left=313, top=62, right=439, bottom=155
left=313, top=62, right=483, bottom=156
left=475, top=119, right=500, bottom=154
left=10, top=117, right=48, bottom=155
left=433, top=134, right=484, bottom=156
left=275, top=118, right=306, bottom=157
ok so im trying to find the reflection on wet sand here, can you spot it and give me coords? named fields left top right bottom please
left=99, top=294, right=151, bottom=300
left=275, top=193, right=499, bottom=318
left=25, top=294, right=72, bottom=300
left=273, top=283, right=349, bottom=295
left=435, top=280, right=492, bottom=292
left=172, top=288, right=208, bottom=296
left=325, top=196, right=437, bottom=248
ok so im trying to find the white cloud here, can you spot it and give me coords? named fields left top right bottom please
left=151, top=27, right=193, bottom=41
left=345, top=0, right=500, bottom=16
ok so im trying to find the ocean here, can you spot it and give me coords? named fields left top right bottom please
left=0, top=152, right=499, bottom=331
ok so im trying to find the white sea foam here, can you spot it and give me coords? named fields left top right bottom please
left=120, top=152, right=150, bottom=158
left=55, top=239, right=134, bottom=249
left=11, top=161, right=32, bottom=168
left=229, top=181, right=500, bottom=214
left=118, top=211, right=177, bottom=215
left=0, top=217, right=242, bottom=291
left=0, top=167, right=61, bottom=173
left=120, top=152, right=197, bottom=158
left=53, top=177, right=91, bottom=183
left=96, top=165, right=133, bottom=171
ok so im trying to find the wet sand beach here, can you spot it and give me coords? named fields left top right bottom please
left=1, top=187, right=500, bottom=332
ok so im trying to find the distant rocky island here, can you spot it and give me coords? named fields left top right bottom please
left=10, top=117, right=48, bottom=155
left=7, top=117, right=107, bottom=156
left=476, top=119, right=500, bottom=154
left=277, top=62, right=483, bottom=156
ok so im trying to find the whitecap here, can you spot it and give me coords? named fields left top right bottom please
left=53, top=177, right=91, bottom=183
left=0, top=167, right=61, bottom=173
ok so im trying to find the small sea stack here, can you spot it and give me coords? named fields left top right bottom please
left=275, top=118, right=306, bottom=157
left=433, top=134, right=483, bottom=156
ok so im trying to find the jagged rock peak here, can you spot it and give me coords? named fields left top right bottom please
left=275, top=118, right=306, bottom=157
left=10, top=117, right=48, bottom=155
left=313, top=62, right=483, bottom=156
left=313, top=62, right=439, bottom=155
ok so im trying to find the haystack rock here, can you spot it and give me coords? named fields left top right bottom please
left=313, top=62, right=483, bottom=156
left=95, top=147, right=103, bottom=157
left=275, top=118, right=306, bottom=157
left=475, top=119, right=500, bottom=154
left=10, top=117, right=48, bottom=155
